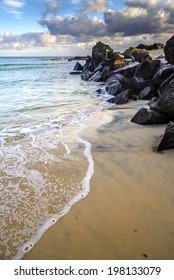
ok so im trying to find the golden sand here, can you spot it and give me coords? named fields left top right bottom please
left=23, top=103, right=174, bottom=260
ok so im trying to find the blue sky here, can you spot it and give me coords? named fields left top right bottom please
left=0, top=0, right=173, bottom=56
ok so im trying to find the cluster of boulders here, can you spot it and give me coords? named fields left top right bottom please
left=70, top=36, right=174, bottom=151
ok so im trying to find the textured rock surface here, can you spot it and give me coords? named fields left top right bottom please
left=131, top=108, right=169, bottom=125
left=157, top=122, right=174, bottom=151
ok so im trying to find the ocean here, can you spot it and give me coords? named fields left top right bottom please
left=0, top=56, right=110, bottom=259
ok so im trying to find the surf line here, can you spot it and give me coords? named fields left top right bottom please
left=14, top=135, right=94, bottom=260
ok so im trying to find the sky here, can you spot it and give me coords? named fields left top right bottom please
left=0, top=0, right=174, bottom=56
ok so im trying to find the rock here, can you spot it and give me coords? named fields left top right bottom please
left=94, top=61, right=105, bottom=73
left=92, top=41, right=113, bottom=61
left=101, top=66, right=110, bottom=81
left=152, top=63, right=174, bottom=86
left=70, top=71, right=82, bottom=75
left=135, top=60, right=160, bottom=80
left=73, top=62, right=84, bottom=71
left=122, top=76, right=148, bottom=95
left=150, top=83, right=174, bottom=118
left=81, top=69, right=93, bottom=81
left=136, top=43, right=164, bottom=50
left=132, top=51, right=152, bottom=63
left=157, top=122, right=174, bottom=151
left=88, top=71, right=102, bottom=82
left=157, top=74, right=174, bottom=96
left=164, top=35, right=174, bottom=64
left=139, top=86, right=157, bottom=100
left=147, top=97, right=158, bottom=106
left=107, top=89, right=132, bottom=104
left=107, top=51, right=125, bottom=60
left=106, top=74, right=126, bottom=84
left=110, top=59, right=127, bottom=71
left=124, top=47, right=152, bottom=62
left=68, top=56, right=89, bottom=61
left=110, top=61, right=140, bottom=78
left=131, top=108, right=169, bottom=125
left=105, top=79, right=121, bottom=96
left=105, top=74, right=127, bottom=95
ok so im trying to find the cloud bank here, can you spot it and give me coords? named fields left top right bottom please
left=39, top=0, right=174, bottom=38
left=1, top=0, right=174, bottom=54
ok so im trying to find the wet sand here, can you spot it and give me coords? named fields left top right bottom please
left=23, top=102, right=174, bottom=260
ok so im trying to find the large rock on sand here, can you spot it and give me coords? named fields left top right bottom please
left=150, top=79, right=174, bottom=118
left=157, top=122, right=174, bottom=151
left=164, top=35, right=174, bottom=64
left=131, top=107, right=169, bottom=125
left=107, top=89, right=132, bottom=104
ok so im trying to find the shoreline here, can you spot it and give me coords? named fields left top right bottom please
left=23, top=102, right=174, bottom=260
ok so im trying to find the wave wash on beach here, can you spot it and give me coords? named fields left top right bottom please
left=0, top=56, right=110, bottom=259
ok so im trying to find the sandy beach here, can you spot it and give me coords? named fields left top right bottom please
left=23, top=101, right=174, bottom=260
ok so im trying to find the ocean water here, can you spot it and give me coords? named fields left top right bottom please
left=0, top=57, right=109, bottom=259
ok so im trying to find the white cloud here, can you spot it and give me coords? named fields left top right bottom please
left=3, top=0, right=25, bottom=8
left=81, top=0, right=108, bottom=14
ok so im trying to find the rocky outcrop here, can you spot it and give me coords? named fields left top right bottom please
left=157, top=122, right=174, bottom=151
left=71, top=35, right=174, bottom=152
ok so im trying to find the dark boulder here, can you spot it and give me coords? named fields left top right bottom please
left=94, top=61, right=105, bottom=73
left=131, top=51, right=152, bottom=63
left=124, top=48, right=152, bottom=62
left=110, top=61, right=140, bottom=78
left=81, top=69, right=93, bottom=81
left=157, top=122, right=174, bottom=151
left=92, top=41, right=113, bottom=61
left=122, top=76, right=148, bottom=95
left=107, top=89, right=132, bottom=104
left=88, top=71, right=102, bottom=82
left=70, top=71, right=82, bottom=75
left=150, top=83, right=174, bottom=118
left=107, top=51, right=124, bottom=60
left=164, top=35, right=174, bottom=64
left=73, top=62, right=84, bottom=71
left=131, top=108, right=169, bottom=125
left=105, top=74, right=127, bottom=95
left=101, top=66, right=110, bottom=81
left=139, top=86, right=157, bottom=100
left=147, top=97, right=158, bottom=106
left=110, top=59, right=127, bottom=71
left=136, top=43, right=164, bottom=50
left=105, top=79, right=121, bottom=96
left=135, top=60, right=160, bottom=80
left=157, top=74, right=174, bottom=96
left=152, top=63, right=174, bottom=86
